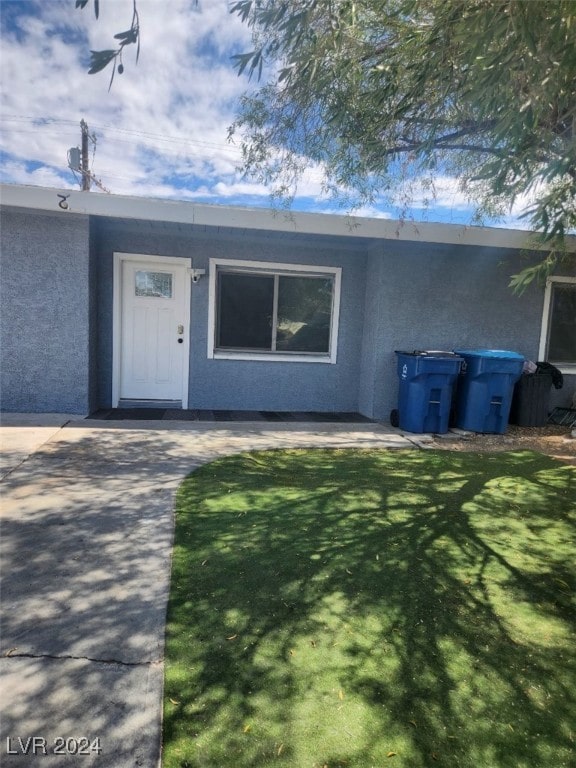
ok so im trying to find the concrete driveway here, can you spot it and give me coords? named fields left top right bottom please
left=0, top=415, right=413, bottom=767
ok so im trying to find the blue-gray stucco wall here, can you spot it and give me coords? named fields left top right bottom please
left=359, top=241, right=575, bottom=420
left=93, top=221, right=366, bottom=412
left=0, top=208, right=95, bottom=414
left=2, top=205, right=573, bottom=419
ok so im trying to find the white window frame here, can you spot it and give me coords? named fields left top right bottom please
left=538, top=276, right=576, bottom=374
left=207, top=258, right=342, bottom=363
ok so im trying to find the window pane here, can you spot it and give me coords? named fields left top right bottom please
left=548, top=283, right=576, bottom=362
left=276, top=276, right=333, bottom=353
left=217, top=272, right=274, bottom=349
left=135, top=270, right=172, bottom=298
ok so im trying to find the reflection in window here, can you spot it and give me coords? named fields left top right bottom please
left=215, top=269, right=335, bottom=355
left=547, top=281, right=576, bottom=363
left=217, top=273, right=274, bottom=350
left=135, top=271, right=173, bottom=298
left=276, top=276, right=332, bottom=352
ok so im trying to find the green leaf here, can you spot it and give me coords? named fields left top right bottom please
left=230, top=1, right=254, bottom=25
left=87, top=49, right=117, bottom=75
left=232, top=51, right=261, bottom=78
left=114, top=28, right=138, bottom=46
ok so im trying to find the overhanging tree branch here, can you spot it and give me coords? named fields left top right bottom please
left=228, top=0, right=576, bottom=289
left=78, top=0, right=576, bottom=291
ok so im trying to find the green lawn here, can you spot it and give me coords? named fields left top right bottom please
left=162, top=448, right=576, bottom=768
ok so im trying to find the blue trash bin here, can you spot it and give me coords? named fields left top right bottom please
left=454, top=349, right=524, bottom=433
left=393, top=351, right=463, bottom=434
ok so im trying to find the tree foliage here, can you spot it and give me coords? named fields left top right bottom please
left=228, top=0, right=576, bottom=288
left=78, top=0, right=576, bottom=288
left=77, top=0, right=140, bottom=89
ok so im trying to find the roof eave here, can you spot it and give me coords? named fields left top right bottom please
left=1, top=182, right=573, bottom=252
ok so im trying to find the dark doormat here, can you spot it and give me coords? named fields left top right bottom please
left=87, top=408, right=375, bottom=423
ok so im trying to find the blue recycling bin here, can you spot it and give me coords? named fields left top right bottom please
left=454, top=349, right=524, bottom=433
left=393, top=351, right=463, bottom=433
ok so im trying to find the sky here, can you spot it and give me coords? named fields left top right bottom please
left=0, top=0, right=529, bottom=227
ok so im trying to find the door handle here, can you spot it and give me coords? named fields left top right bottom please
left=177, top=324, right=184, bottom=335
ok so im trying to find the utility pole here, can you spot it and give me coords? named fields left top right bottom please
left=80, top=119, right=91, bottom=191
left=68, top=120, right=110, bottom=193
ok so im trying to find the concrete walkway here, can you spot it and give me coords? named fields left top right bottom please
left=0, top=415, right=415, bottom=767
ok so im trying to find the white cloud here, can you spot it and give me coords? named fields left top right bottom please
left=0, top=0, right=256, bottom=201
left=213, top=179, right=270, bottom=198
left=0, top=1, right=529, bottom=229
left=333, top=205, right=393, bottom=220
left=0, top=157, right=70, bottom=189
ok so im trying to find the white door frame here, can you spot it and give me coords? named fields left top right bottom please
left=112, top=252, right=192, bottom=408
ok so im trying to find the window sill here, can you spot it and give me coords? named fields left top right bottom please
left=211, top=350, right=335, bottom=364
left=554, top=364, right=576, bottom=376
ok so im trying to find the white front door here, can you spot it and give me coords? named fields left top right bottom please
left=115, top=255, right=191, bottom=405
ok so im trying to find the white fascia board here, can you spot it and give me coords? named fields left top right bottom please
left=2, top=182, right=575, bottom=252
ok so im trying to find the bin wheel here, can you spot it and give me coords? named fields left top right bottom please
left=390, top=409, right=399, bottom=428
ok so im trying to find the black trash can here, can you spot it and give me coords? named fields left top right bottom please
left=509, top=363, right=563, bottom=427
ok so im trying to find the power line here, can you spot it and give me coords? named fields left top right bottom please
left=1, top=114, right=328, bottom=189
left=0, top=114, right=243, bottom=156
left=0, top=126, right=242, bottom=161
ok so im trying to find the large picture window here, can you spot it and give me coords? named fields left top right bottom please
left=208, top=259, right=341, bottom=363
left=539, top=277, right=576, bottom=370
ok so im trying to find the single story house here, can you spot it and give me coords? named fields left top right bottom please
left=1, top=183, right=574, bottom=420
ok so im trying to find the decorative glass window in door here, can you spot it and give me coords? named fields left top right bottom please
left=135, top=270, right=173, bottom=298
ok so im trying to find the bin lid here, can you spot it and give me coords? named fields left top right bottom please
left=395, top=350, right=462, bottom=358
left=454, top=348, right=524, bottom=360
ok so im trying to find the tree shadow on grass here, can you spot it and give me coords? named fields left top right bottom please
left=163, top=448, right=576, bottom=768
